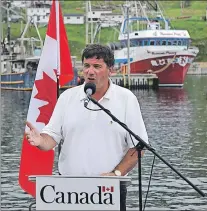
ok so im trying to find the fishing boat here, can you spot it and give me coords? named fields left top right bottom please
left=1, top=54, right=78, bottom=91
left=1, top=55, right=39, bottom=91
left=108, top=1, right=199, bottom=87
left=1, top=35, right=78, bottom=91
left=1, top=4, right=78, bottom=91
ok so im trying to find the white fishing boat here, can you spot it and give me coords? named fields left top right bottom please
left=108, top=1, right=199, bottom=87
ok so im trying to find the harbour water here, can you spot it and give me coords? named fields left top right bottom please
left=1, top=75, right=207, bottom=210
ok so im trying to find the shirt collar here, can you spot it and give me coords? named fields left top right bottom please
left=79, top=78, right=114, bottom=101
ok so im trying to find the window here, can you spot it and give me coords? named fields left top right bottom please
left=162, top=40, right=166, bottom=45
left=156, top=40, right=161, bottom=45
left=77, top=17, right=80, bottom=19
left=173, top=40, right=177, bottom=46
left=67, top=17, right=70, bottom=19
left=130, top=40, right=137, bottom=47
left=150, top=40, right=155, bottom=46
left=143, top=40, right=148, bottom=46
left=178, top=40, right=182, bottom=46
left=137, top=40, right=141, bottom=46
left=167, top=40, right=172, bottom=45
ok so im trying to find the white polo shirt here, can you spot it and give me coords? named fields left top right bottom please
left=42, top=80, right=148, bottom=176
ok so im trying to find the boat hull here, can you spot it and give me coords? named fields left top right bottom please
left=128, top=55, right=195, bottom=87
left=114, top=47, right=197, bottom=87
left=1, top=70, right=79, bottom=91
left=1, top=71, right=35, bottom=91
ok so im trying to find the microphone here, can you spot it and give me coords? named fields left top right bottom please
left=84, top=82, right=96, bottom=107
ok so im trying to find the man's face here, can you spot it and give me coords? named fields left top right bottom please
left=83, top=57, right=111, bottom=91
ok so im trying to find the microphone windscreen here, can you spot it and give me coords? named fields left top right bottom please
left=84, top=83, right=96, bottom=95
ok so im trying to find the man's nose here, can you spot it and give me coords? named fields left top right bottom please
left=87, top=66, right=95, bottom=75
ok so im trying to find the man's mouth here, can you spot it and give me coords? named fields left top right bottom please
left=87, top=78, right=95, bottom=81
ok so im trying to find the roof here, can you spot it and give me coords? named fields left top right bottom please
left=91, top=8, right=112, bottom=11
left=10, top=56, right=40, bottom=62
left=64, top=14, right=84, bottom=17
left=101, top=13, right=123, bottom=16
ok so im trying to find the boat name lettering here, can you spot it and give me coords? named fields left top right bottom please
left=160, top=32, right=187, bottom=37
left=151, top=56, right=194, bottom=67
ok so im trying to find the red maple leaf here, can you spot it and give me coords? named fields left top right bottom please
left=34, top=71, right=57, bottom=125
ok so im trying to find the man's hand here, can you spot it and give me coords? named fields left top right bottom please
left=25, top=121, right=42, bottom=147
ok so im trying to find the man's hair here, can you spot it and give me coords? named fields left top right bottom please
left=81, top=44, right=114, bottom=68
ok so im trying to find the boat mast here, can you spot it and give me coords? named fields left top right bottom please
left=6, top=0, right=11, bottom=57
left=155, top=1, right=169, bottom=29
left=89, top=1, right=93, bottom=44
left=0, top=0, right=2, bottom=74
left=134, top=1, right=139, bottom=30
left=0, top=0, right=2, bottom=44
left=85, top=1, right=89, bottom=45
left=124, top=3, right=131, bottom=88
left=85, top=1, right=94, bottom=44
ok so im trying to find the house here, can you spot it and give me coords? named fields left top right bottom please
left=64, top=14, right=85, bottom=25
left=99, top=13, right=123, bottom=27
left=31, top=0, right=52, bottom=7
left=26, top=6, right=51, bottom=24
left=88, top=8, right=112, bottom=22
left=11, top=1, right=31, bottom=8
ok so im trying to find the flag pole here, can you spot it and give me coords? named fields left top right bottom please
left=57, top=76, right=62, bottom=158
left=55, top=0, right=62, bottom=159
left=19, top=0, right=74, bottom=199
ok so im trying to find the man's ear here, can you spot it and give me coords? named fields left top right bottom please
left=108, top=67, right=113, bottom=76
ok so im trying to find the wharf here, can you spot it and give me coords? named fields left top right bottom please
left=110, top=73, right=159, bottom=90
left=188, top=62, right=207, bottom=75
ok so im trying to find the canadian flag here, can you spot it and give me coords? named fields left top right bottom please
left=102, top=186, right=114, bottom=192
left=19, top=0, right=74, bottom=197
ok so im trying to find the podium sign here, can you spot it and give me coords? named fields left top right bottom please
left=36, top=176, right=120, bottom=210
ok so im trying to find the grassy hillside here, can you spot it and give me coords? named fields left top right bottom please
left=3, top=1, right=207, bottom=61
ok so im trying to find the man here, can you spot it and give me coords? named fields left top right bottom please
left=26, top=44, right=149, bottom=211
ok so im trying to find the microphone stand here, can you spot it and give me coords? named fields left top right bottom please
left=87, top=95, right=205, bottom=211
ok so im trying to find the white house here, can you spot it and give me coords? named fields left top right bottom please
left=64, top=14, right=85, bottom=25
left=88, top=8, right=112, bottom=22
left=31, top=0, right=52, bottom=6
left=26, top=7, right=50, bottom=24
left=100, top=13, right=123, bottom=25
left=11, top=1, right=31, bottom=8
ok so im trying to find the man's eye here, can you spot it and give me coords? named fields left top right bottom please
left=94, top=65, right=101, bottom=69
left=84, top=64, right=89, bottom=68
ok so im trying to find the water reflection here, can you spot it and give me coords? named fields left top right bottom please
left=1, top=76, right=207, bottom=210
